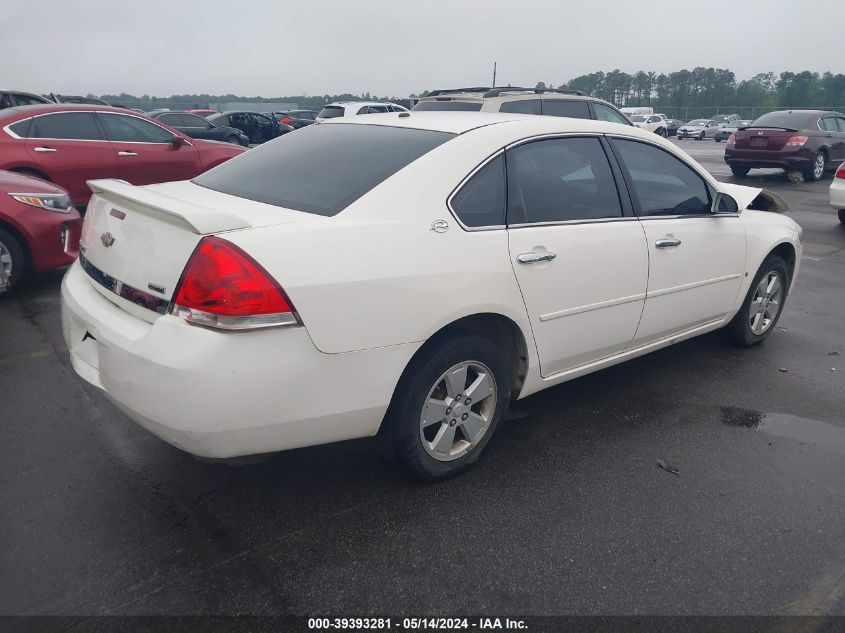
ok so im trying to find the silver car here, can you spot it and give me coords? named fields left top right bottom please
left=676, top=119, right=719, bottom=140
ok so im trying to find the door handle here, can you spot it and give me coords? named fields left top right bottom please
left=655, top=238, right=682, bottom=248
left=117, top=151, right=138, bottom=156
left=517, top=252, right=557, bottom=264
left=33, top=147, right=57, bottom=153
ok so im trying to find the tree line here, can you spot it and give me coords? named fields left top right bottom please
left=96, top=69, right=845, bottom=120
left=557, top=68, right=845, bottom=119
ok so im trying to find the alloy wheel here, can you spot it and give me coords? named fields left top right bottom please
left=0, top=238, right=13, bottom=292
left=814, top=153, right=825, bottom=179
left=419, top=360, right=497, bottom=462
left=749, top=272, right=783, bottom=335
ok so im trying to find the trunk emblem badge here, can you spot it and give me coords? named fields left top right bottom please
left=148, top=283, right=166, bottom=294
left=100, top=232, right=115, bottom=247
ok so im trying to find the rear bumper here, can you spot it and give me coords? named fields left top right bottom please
left=725, top=147, right=814, bottom=170
left=831, top=180, right=845, bottom=210
left=61, top=261, right=418, bottom=458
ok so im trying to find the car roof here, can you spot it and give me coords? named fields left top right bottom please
left=0, top=103, right=149, bottom=120
left=759, top=109, right=840, bottom=116
left=320, top=110, right=659, bottom=138
left=323, top=102, right=404, bottom=108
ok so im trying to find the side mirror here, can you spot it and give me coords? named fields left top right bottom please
left=171, top=135, right=186, bottom=148
left=712, top=192, right=739, bottom=214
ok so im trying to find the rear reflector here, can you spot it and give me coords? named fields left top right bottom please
left=170, top=236, right=298, bottom=330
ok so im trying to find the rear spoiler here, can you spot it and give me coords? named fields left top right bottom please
left=719, top=183, right=790, bottom=214
left=87, top=179, right=251, bottom=234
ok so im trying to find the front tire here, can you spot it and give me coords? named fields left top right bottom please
left=803, top=151, right=826, bottom=182
left=0, top=227, right=25, bottom=295
left=657, top=128, right=667, bottom=138
left=225, top=135, right=241, bottom=145
left=382, top=333, right=512, bottom=481
left=725, top=255, right=789, bottom=347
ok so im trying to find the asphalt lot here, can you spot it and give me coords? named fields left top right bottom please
left=1, top=138, right=844, bottom=618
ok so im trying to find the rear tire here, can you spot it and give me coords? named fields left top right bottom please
left=0, top=227, right=25, bottom=295
left=838, top=209, right=845, bottom=225
left=724, top=255, right=789, bottom=347
left=803, top=151, right=826, bottom=182
left=730, top=165, right=750, bottom=177
left=381, top=333, right=512, bottom=481
left=225, top=135, right=241, bottom=145
left=715, top=137, right=722, bottom=143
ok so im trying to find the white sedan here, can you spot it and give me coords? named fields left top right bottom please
left=831, top=162, right=845, bottom=224
left=62, top=112, right=802, bottom=480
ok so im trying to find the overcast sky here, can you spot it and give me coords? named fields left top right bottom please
left=3, top=0, right=841, bottom=97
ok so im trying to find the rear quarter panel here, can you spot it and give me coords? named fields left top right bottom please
left=223, top=125, right=533, bottom=356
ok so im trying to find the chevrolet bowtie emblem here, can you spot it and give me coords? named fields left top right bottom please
left=100, top=232, right=115, bottom=248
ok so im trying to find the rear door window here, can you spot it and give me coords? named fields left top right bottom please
left=99, top=114, right=173, bottom=143
left=594, top=103, right=631, bottom=125
left=506, top=137, right=622, bottom=224
left=540, top=99, right=591, bottom=119
left=450, top=155, right=506, bottom=228
left=318, top=106, right=345, bottom=118
left=29, top=112, right=104, bottom=140
left=499, top=99, right=541, bottom=115
left=194, top=123, right=455, bottom=216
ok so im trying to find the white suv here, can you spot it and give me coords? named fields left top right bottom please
left=316, top=101, right=409, bottom=121
left=629, top=113, right=669, bottom=137
left=413, top=87, right=632, bottom=126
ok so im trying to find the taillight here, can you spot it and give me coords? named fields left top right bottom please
left=785, top=135, right=808, bottom=148
left=170, top=236, right=298, bottom=330
left=836, top=164, right=845, bottom=179
left=281, top=117, right=293, bottom=125
left=727, top=134, right=736, bottom=145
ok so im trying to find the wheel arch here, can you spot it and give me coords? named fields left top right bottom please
left=395, top=312, right=531, bottom=403
left=768, top=241, right=797, bottom=289
left=9, top=166, right=52, bottom=182
left=0, top=218, right=33, bottom=273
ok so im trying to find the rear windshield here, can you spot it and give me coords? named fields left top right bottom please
left=317, top=106, right=345, bottom=118
left=748, top=111, right=819, bottom=130
left=413, top=100, right=483, bottom=112
left=193, top=123, right=455, bottom=216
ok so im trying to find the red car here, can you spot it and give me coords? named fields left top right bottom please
left=725, top=109, right=845, bottom=181
left=0, top=104, right=246, bottom=207
left=0, top=170, right=81, bottom=293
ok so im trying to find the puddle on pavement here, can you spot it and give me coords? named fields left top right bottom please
left=721, top=407, right=845, bottom=456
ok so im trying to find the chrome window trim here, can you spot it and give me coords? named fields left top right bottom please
left=79, top=250, right=170, bottom=315
left=508, top=216, right=638, bottom=229
left=637, top=213, right=739, bottom=220
left=2, top=110, right=193, bottom=146
left=445, top=131, right=738, bottom=232
left=2, top=111, right=107, bottom=142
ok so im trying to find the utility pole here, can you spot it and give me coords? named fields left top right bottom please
left=492, top=62, right=497, bottom=88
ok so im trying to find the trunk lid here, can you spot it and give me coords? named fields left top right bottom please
left=734, top=128, right=794, bottom=150
left=79, top=179, right=322, bottom=323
